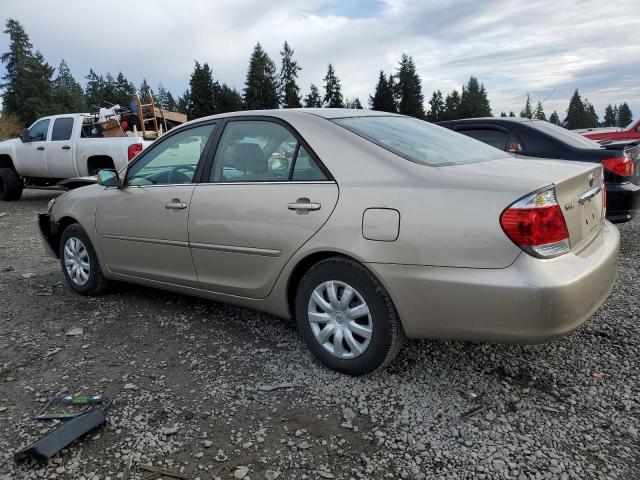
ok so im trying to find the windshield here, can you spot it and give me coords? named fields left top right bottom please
left=529, top=120, right=601, bottom=149
left=333, top=116, right=506, bottom=166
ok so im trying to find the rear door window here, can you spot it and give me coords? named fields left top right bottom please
left=51, top=118, right=74, bottom=141
left=458, top=129, right=509, bottom=150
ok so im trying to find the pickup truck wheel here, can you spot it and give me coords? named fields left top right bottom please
left=0, top=167, right=23, bottom=201
left=59, top=224, right=108, bottom=295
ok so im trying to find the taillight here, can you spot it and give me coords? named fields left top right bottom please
left=128, top=143, right=143, bottom=161
left=601, top=156, right=634, bottom=177
left=500, top=187, right=571, bottom=258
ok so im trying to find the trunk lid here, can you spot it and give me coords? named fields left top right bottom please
left=438, top=156, right=604, bottom=252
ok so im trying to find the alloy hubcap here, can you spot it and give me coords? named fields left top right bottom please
left=307, top=280, right=373, bottom=359
left=64, top=237, right=90, bottom=286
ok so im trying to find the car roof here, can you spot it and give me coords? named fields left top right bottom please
left=439, top=117, right=538, bottom=125
left=183, top=108, right=403, bottom=127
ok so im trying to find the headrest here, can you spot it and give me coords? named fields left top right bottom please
left=232, top=143, right=267, bottom=173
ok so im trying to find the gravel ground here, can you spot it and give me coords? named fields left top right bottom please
left=0, top=189, right=638, bottom=480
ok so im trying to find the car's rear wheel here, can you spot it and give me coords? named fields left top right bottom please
left=59, top=224, right=108, bottom=295
left=296, top=256, right=404, bottom=375
left=0, top=167, right=23, bottom=201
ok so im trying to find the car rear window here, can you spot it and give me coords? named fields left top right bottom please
left=333, top=116, right=506, bottom=166
left=529, top=120, right=601, bottom=149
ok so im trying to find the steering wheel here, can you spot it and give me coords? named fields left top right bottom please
left=167, top=165, right=196, bottom=184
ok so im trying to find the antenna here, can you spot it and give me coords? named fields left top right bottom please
left=531, top=88, right=556, bottom=118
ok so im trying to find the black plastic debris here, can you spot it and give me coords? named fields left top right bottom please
left=14, top=395, right=113, bottom=464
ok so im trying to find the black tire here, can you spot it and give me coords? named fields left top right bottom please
left=0, top=167, right=23, bottom=201
left=295, top=256, right=405, bottom=375
left=59, top=223, right=108, bottom=295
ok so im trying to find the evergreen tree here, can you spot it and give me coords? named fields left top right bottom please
left=323, top=64, right=344, bottom=108
left=618, top=102, right=633, bottom=127
left=114, top=72, right=136, bottom=107
left=603, top=104, right=616, bottom=127
left=393, top=54, right=425, bottom=118
left=1, top=19, right=54, bottom=124
left=508, top=111, right=516, bottom=117
left=84, top=69, right=106, bottom=109
left=458, top=76, right=491, bottom=118
left=103, top=72, right=118, bottom=104
left=51, top=59, right=85, bottom=113
left=426, top=90, right=445, bottom=122
left=188, top=61, right=217, bottom=119
left=165, top=91, right=177, bottom=111
left=156, top=83, right=168, bottom=108
left=138, top=78, right=154, bottom=103
left=217, top=84, right=244, bottom=113
left=244, top=43, right=278, bottom=110
left=533, top=101, right=546, bottom=120
left=549, top=111, right=561, bottom=125
left=345, top=97, right=363, bottom=109
left=278, top=41, right=302, bottom=108
left=565, top=89, right=586, bottom=129
left=441, top=90, right=461, bottom=120
left=583, top=99, right=598, bottom=128
left=613, top=105, right=620, bottom=126
left=520, top=94, right=533, bottom=119
left=177, top=89, right=191, bottom=116
left=303, top=84, right=323, bottom=108
left=369, top=71, right=396, bottom=113
left=500, top=112, right=507, bottom=117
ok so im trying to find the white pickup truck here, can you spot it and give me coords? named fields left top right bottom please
left=0, top=113, right=153, bottom=200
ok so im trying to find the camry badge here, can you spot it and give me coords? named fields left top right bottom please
left=588, top=173, right=596, bottom=187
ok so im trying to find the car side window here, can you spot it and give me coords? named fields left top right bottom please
left=28, top=119, right=50, bottom=142
left=210, top=121, right=299, bottom=182
left=51, top=118, right=74, bottom=141
left=125, top=123, right=216, bottom=186
left=460, top=129, right=509, bottom=150
left=292, top=146, right=328, bottom=181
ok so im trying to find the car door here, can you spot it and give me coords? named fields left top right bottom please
left=45, top=117, right=77, bottom=178
left=14, top=118, right=50, bottom=177
left=96, top=122, right=218, bottom=286
left=188, top=118, right=339, bottom=298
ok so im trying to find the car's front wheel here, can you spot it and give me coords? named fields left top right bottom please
left=296, top=257, right=404, bottom=375
left=59, top=224, right=108, bottom=295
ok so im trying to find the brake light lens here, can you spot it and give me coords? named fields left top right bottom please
left=601, top=156, right=634, bottom=177
left=128, top=143, right=143, bottom=161
left=500, top=187, right=571, bottom=258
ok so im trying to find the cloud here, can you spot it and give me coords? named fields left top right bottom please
left=0, top=0, right=638, bottom=119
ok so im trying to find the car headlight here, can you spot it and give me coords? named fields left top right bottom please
left=46, top=198, right=56, bottom=213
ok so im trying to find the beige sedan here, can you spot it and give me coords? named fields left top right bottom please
left=39, top=109, right=619, bottom=375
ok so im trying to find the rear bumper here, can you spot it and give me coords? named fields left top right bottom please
left=606, top=181, right=640, bottom=223
left=368, top=221, right=620, bottom=343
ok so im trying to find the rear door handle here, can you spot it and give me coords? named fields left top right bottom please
left=36, top=146, right=45, bottom=151
left=288, top=198, right=321, bottom=213
left=62, top=145, right=71, bottom=150
left=164, top=199, right=188, bottom=210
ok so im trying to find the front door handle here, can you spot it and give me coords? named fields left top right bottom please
left=62, top=145, right=71, bottom=150
left=288, top=198, right=321, bottom=214
left=36, top=146, right=45, bottom=151
left=164, top=199, right=188, bottom=210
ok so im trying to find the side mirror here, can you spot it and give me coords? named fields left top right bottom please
left=20, top=128, right=31, bottom=143
left=96, top=169, right=120, bottom=187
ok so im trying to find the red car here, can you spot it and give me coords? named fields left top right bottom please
left=581, top=119, right=640, bottom=142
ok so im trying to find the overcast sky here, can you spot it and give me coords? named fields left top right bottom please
left=1, top=0, right=638, bottom=120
